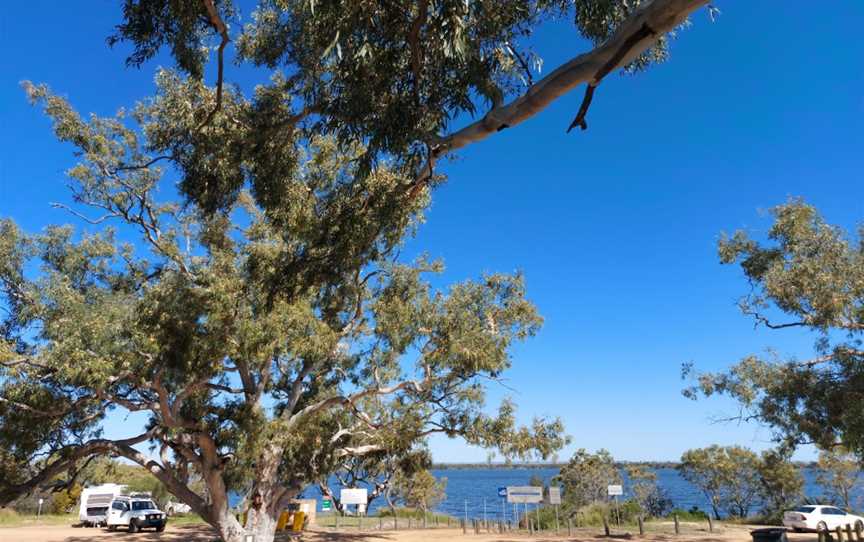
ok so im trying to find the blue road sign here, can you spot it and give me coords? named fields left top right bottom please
left=498, top=487, right=507, bottom=498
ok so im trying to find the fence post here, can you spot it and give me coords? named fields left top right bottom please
left=379, top=516, right=383, bottom=530
left=462, top=519, right=466, bottom=534
left=359, top=514, right=363, bottom=531
left=674, top=514, right=680, bottom=535
left=638, top=516, right=644, bottom=536
left=568, top=518, right=573, bottom=537
left=335, top=513, right=339, bottom=530
left=708, top=516, right=713, bottom=533
left=408, top=517, right=412, bottom=529
left=604, top=516, right=611, bottom=537
left=855, top=521, right=863, bottom=542
left=837, top=526, right=845, bottom=542
left=394, top=516, right=398, bottom=530
left=847, top=525, right=855, bottom=542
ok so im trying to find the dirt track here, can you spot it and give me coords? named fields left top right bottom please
left=0, top=524, right=820, bottom=542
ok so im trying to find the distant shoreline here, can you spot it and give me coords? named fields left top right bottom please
left=432, top=461, right=818, bottom=470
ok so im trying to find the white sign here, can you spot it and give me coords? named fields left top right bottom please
left=506, top=486, right=543, bottom=504
left=340, top=488, right=368, bottom=505
left=546, top=486, right=561, bottom=505
left=607, top=484, right=623, bottom=496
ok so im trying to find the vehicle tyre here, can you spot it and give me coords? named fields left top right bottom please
left=107, top=525, right=115, bottom=532
left=167, top=507, right=174, bottom=516
left=128, top=520, right=139, bottom=533
left=156, top=524, right=166, bottom=533
left=817, top=522, right=828, bottom=533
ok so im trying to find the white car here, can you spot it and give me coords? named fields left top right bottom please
left=106, top=495, right=167, bottom=533
left=783, top=505, right=864, bottom=532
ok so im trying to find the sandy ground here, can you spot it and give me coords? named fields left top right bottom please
left=0, top=524, right=818, bottom=542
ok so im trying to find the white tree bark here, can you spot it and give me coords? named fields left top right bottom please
left=436, top=0, right=710, bottom=154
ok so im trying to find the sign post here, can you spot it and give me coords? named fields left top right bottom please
left=547, top=486, right=561, bottom=533
left=37, top=498, right=44, bottom=519
left=506, top=486, right=542, bottom=531
left=607, top=485, right=623, bottom=526
left=340, top=487, right=367, bottom=528
left=498, top=487, right=507, bottom=525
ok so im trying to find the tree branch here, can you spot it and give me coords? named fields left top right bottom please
left=198, top=0, right=230, bottom=131
left=434, top=0, right=708, bottom=155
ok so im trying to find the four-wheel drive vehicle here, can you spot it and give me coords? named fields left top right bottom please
left=106, top=496, right=167, bottom=533
left=783, top=505, right=864, bottom=532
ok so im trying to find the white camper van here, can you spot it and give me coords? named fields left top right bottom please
left=78, top=484, right=125, bottom=526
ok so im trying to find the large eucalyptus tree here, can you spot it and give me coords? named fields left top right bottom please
left=1, top=1, right=721, bottom=541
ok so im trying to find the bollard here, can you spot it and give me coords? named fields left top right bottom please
left=462, top=519, right=466, bottom=535
left=379, top=517, right=383, bottom=530
left=394, top=516, right=398, bottom=530
left=568, top=518, right=573, bottom=537
left=359, top=514, right=363, bottom=531
left=638, top=516, right=644, bottom=536
left=424, top=514, right=427, bottom=529
left=604, top=516, right=611, bottom=537
left=674, top=514, right=680, bottom=535
left=335, top=514, right=340, bottom=530
left=837, top=526, right=845, bottom=542
left=708, top=516, right=713, bottom=533
left=408, top=518, right=412, bottom=529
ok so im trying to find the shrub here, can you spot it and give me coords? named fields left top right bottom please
left=0, top=508, right=19, bottom=526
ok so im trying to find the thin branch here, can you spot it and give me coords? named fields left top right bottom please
left=198, top=0, right=231, bottom=131
left=112, top=154, right=174, bottom=173
left=567, top=22, right=657, bottom=132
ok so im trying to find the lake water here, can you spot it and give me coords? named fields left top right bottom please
left=280, top=466, right=863, bottom=520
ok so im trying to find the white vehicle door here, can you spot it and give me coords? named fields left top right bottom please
left=823, top=508, right=847, bottom=530
left=108, top=501, right=129, bottom=525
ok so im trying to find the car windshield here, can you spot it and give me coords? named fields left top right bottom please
left=793, top=507, right=816, bottom=513
left=131, top=501, right=156, bottom=511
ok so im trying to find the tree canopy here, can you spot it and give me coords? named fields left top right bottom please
left=0, top=80, right=567, bottom=541
left=1, top=2, right=725, bottom=541
left=105, top=0, right=708, bottom=215
left=685, top=200, right=864, bottom=462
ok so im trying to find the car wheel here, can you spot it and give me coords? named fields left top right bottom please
left=817, top=522, right=828, bottom=533
left=156, top=524, right=166, bottom=533
left=107, top=525, right=115, bottom=532
left=128, top=520, right=139, bottom=533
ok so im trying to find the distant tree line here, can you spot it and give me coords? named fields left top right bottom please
left=527, top=446, right=861, bottom=527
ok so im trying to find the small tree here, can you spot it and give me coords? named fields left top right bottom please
left=678, top=445, right=760, bottom=519
left=756, top=448, right=803, bottom=519
left=626, top=465, right=672, bottom=518
left=816, top=449, right=860, bottom=510
left=557, top=449, right=620, bottom=510
left=393, top=469, right=447, bottom=515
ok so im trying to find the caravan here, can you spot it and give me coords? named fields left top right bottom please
left=78, top=484, right=125, bottom=526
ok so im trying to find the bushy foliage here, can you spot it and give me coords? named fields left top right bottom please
left=556, top=449, right=620, bottom=509
left=687, top=200, right=864, bottom=464
left=678, top=445, right=761, bottom=519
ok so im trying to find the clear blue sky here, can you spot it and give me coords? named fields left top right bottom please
left=2, top=2, right=863, bottom=463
